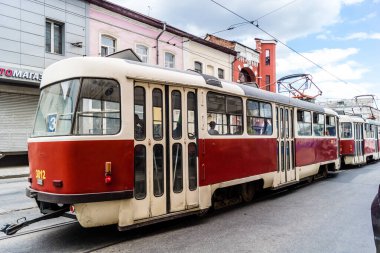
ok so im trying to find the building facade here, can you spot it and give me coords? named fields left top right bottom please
left=206, top=34, right=277, bottom=92
left=0, top=0, right=87, bottom=156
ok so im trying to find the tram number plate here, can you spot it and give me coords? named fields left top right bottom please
left=36, top=169, right=46, bottom=186
left=37, top=178, right=44, bottom=186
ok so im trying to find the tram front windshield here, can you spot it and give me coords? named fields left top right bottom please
left=32, top=78, right=121, bottom=137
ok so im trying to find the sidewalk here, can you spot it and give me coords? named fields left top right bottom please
left=0, top=166, right=29, bottom=180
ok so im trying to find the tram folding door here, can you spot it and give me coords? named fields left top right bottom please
left=133, top=83, right=199, bottom=221
left=168, top=86, right=199, bottom=213
left=354, top=123, right=364, bottom=164
left=277, top=106, right=296, bottom=184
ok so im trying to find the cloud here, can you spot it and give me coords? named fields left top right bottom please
left=277, top=47, right=372, bottom=99
left=339, top=32, right=380, bottom=40
left=109, top=0, right=346, bottom=47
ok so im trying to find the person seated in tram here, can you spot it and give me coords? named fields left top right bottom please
left=263, top=119, right=272, bottom=135
left=208, top=121, right=219, bottom=135
left=134, top=114, right=144, bottom=139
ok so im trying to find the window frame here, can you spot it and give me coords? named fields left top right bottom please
left=297, top=110, right=312, bottom=136
left=218, top=68, right=224, bottom=79
left=45, top=19, right=64, bottom=55
left=136, top=44, right=149, bottom=63
left=246, top=99, right=273, bottom=136
left=194, top=61, right=203, bottom=73
left=164, top=52, right=175, bottom=68
left=100, top=34, right=117, bottom=57
left=206, top=92, right=243, bottom=135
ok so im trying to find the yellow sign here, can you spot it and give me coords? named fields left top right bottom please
left=36, top=169, right=46, bottom=180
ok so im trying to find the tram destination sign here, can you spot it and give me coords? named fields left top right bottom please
left=0, top=65, right=42, bottom=84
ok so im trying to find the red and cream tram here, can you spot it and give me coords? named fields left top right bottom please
left=26, top=57, right=340, bottom=230
left=339, top=115, right=380, bottom=166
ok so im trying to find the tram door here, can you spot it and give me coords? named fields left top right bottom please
left=168, top=87, right=199, bottom=213
left=277, top=106, right=296, bottom=184
left=133, top=83, right=167, bottom=219
left=133, top=83, right=199, bottom=221
left=354, top=123, right=364, bottom=163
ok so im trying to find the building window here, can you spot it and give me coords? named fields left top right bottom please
left=265, top=49, right=270, bottom=65
left=265, top=75, right=270, bottom=91
left=100, top=35, right=116, bottom=56
left=218, top=68, right=224, bottom=79
left=136, top=44, right=148, bottom=63
left=46, top=20, right=63, bottom=54
left=165, top=52, right=175, bottom=68
left=194, top=61, right=202, bottom=73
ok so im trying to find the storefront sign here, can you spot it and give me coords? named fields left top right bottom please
left=0, top=66, right=43, bottom=83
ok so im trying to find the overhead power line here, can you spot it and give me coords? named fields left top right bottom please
left=210, top=0, right=298, bottom=36
left=210, top=0, right=364, bottom=95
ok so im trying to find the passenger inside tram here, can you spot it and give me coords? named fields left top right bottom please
left=208, top=121, right=219, bottom=135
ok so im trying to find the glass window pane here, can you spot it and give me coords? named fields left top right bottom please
left=172, top=90, right=182, bottom=139
left=172, top=143, right=183, bottom=193
left=207, top=93, right=225, bottom=113
left=194, top=61, right=202, bottom=73
left=247, top=100, right=259, bottom=116
left=153, top=145, right=164, bottom=197
left=134, top=145, right=146, bottom=199
left=136, top=45, right=148, bottom=63
left=45, top=22, right=51, bottom=53
left=134, top=87, right=145, bottom=140
left=226, top=96, right=242, bottom=115
left=341, top=122, right=352, bottom=138
left=260, top=103, right=272, bottom=117
left=188, top=143, right=197, bottom=191
left=187, top=92, right=196, bottom=139
left=33, top=79, right=81, bottom=137
left=54, top=23, right=62, bottom=54
left=165, top=52, right=175, bottom=68
left=152, top=89, right=163, bottom=140
left=75, top=79, right=120, bottom=135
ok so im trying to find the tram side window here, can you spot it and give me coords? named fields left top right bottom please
left=366, top=124, right=375, bottom=138
left=313, top=113, right=325, bottom=136
left=134, top=87, right=146, bottom=140
left=172, top=143, right=183, bottom=193
left=188, top=143, right=197, bottom=191
left=297, top=110, right=311, bottom=136
left=152, top=89, right=163, bottom=140
left=247, top=100, right=272, bottom=135
left=75, top=79, right=121, bottom=135
left=340, top=122, right=352, bottom=138
left=206, top=92, right=243, bottom=135
left=227, top=96, right=243, bottom=135
left=172, top=90, right=182, bottom=139
left=326, top=116, right=336, bottom=136
left=153, top=144, right=164, bottom=197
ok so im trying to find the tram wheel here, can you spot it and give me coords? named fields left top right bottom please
left=241, top=183, right=255, bottom=203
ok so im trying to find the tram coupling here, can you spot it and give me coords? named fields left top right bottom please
left=0, top=206, right=69, bottom=235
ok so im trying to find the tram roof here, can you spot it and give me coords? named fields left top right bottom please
left=338, top=115, right=365, bottom=123
left=41, top=57, right=326, bottom=113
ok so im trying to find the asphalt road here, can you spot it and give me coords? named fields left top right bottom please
left=0, top=163, right=379, bottom=253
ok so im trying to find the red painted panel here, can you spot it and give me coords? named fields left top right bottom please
left=364, top=139, right=376, bottom=154
left=340, top=139, right=355, bottom=155
left=28, top=140, right=134, bottom=194
left=295, top=138, right=338, bottom=167
left=198, top=138, right=277, bottom=186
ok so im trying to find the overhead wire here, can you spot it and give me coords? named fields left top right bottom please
left=210, top=0, right=364, bottom=95
left=209, top=0, right=298, bottom=36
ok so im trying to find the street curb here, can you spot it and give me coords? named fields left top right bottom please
left=0, top=174, right=29, bottom=180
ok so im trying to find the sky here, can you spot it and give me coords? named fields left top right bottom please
left=108, top=0, right=380, bottom=101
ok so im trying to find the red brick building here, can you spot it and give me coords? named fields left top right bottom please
left=206, top=35, right=277, bottom=92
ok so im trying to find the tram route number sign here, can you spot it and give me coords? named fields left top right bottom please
left=47, top=113, right=58, bottom=133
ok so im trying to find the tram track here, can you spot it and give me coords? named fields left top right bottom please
left=0, top=220, right=78, bottom=241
